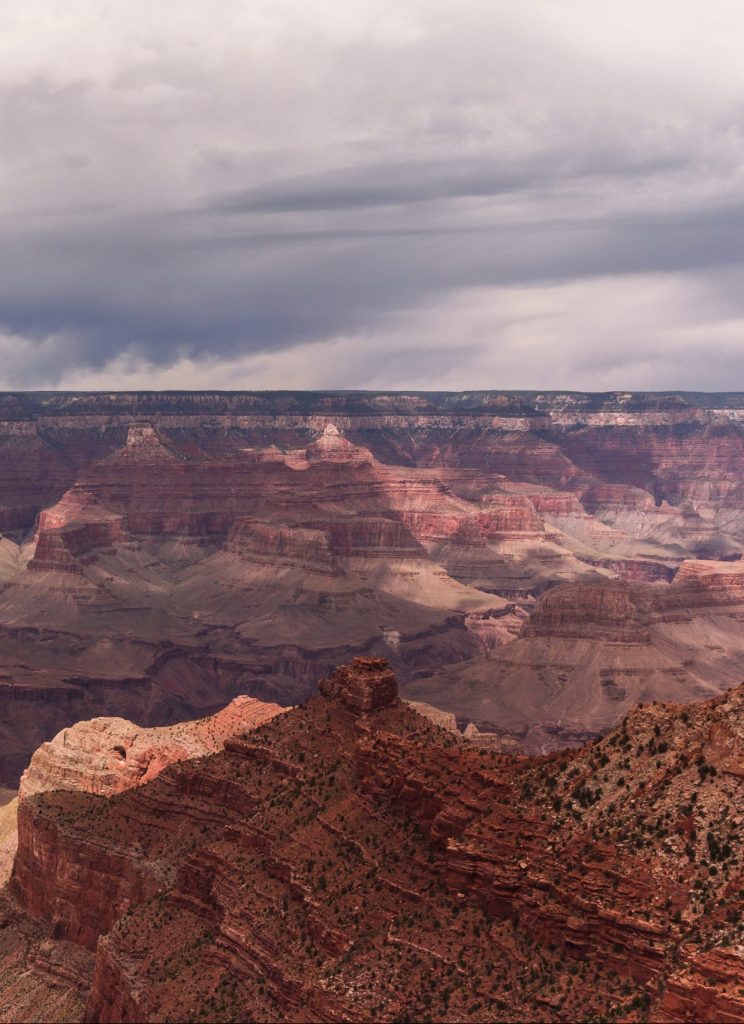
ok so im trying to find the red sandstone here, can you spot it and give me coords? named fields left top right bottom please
left=3, top=657, right=741, bottom=1022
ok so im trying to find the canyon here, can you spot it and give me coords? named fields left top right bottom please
left=0, top=656, right=741, bottom=1022
left=2, top=390, right=744, bottom=782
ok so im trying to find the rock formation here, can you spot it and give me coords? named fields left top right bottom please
left=1, top=390, right=744, bottom=781
left=0, top=696, right=287, bottom=894
left=317, top=656, right=398, bottom=712
left=0, top=789, right=17, bottom=885
left=19, top=695, right=286, bottom=801
left=408, top=558, right=744, bottom=751
left=1, top=658, right=741, bottom=1022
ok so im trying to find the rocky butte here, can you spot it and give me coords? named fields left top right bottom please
left=317, top=656, right=398, bottom=712
left=0, top=657, right=740, bottom=1022
left=3, top=390, right=744, bottom=781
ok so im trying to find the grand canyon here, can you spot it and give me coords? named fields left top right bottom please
left=0, top=390, right=743, bottom=1021
left=2, top=390, right=744, bottom=779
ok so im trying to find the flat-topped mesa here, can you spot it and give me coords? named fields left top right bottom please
left=318, top=656, right=398, bottom=713
left=522, top=580, right=652, bottom=643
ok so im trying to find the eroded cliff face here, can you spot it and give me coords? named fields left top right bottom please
left=407, top=556, right=744, bottom=752
left=6, top=658, right=743, bottom=1023
left=0, top=698, right=287, bottom=890
left=2, top=391, right=744, bottom=782
left=19, top=695, right=287, bottom=801
left=0, top=695, right=289, bottom=1018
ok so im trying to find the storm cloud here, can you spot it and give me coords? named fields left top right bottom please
left=2, top=0, right=744, bottom=389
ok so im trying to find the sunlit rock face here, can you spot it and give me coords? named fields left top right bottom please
left=2, top=390, right=744, bottom=781
left=18, top=696, right=286, bottom=801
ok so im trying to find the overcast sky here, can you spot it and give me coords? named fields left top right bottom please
left=3, top=0, right=744, bottom=391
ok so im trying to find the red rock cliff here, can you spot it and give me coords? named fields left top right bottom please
left=6, top=659, right=742, bottom=1022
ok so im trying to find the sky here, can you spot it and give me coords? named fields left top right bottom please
left=3, top=0, right=744, bottom=391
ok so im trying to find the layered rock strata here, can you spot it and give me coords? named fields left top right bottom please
left=5, top=658, right=742, bottom=1022
left=317, top=656, right=397, bottom=712
left=409, top=559, right=744, bottom=751
left=19, top=695, right=286, bottom=800
left=1, top=390, right=744, bottom=784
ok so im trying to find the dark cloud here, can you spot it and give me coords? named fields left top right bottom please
left=202, top=150, right=686, bottom=214
left=3, top=0, right=744, bottom=388
left=3, top=190, right=744, bottom=388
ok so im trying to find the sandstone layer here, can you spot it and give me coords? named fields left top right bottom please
left=0, top=697, right=286, bottom=893
left=410, top=558, right=744, bottom=751
left=0, top=695, right=289, bottom=1016
left=19, top=695, right=286, bottom=801
left=3, top=657, right=741, bottom=1022
left=1, top=391, right=744, bottom=781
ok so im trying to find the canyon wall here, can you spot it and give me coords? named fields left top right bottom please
left=5, top=658, right=742, bottom=1022
left=2, top=390, right=744, bottom=781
